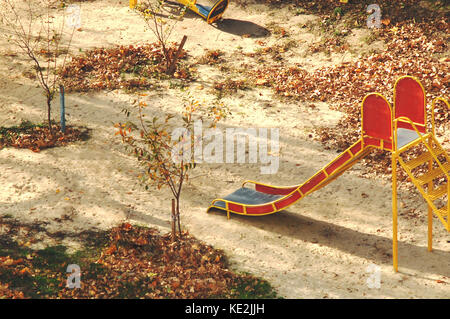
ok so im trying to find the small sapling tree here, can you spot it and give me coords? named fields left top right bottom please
left=0, top=0, right=76, bottom=135
left=135, top=0, right=187, bottom=75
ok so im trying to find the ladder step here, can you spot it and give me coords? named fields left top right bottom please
left=416, top=162, right=450, bottom=185
left=427, top=183, right=448, bottom=201
left=436, top=208, right=449, bottom=220
left=403, top=147, right=445, bottom=170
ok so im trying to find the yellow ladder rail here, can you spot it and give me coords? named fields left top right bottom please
left=395, top=116, right=449, bottom=181
left=430, top=97, right=449, bottom=136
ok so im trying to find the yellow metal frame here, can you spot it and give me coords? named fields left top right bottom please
left=394, top=121, right=449, bottom=224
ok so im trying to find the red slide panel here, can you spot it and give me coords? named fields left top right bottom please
left=383, top=140, right=393, bottom=151
left=394, top=76, right=426, bottom=133
left=300, top=171, right=326, bottom=195
left=362, top=93, right=393, bottom=141
left=228, top=203, right=244, bottom=214
left=350, top=140, right=362, bottom=155
left=364, top=137, right=381, bottom=147
left=255, top=184, right=298, bottom=195
left=274, top=191, right=302, bottom=210
left=325, top=152, right=352, bottom=176
left=246, top=204, right=274, bottom=215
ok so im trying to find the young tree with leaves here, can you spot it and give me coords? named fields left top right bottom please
left=116, top=95, right=227, bottom=241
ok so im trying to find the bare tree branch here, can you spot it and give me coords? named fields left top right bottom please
left=0, top=0, right=76, bottom=134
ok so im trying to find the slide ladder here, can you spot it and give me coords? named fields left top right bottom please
left=396, top=134, right=450, bottom=231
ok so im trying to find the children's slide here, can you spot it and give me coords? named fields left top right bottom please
left=208, top=129, right=428, bottom=219
left=207, top=80, right=449, bottom=226
left=207, top=137, right=375, bottom=218
left=207, top=76, right=449, bottom=272
left=207, top=93, right=397, bottom=218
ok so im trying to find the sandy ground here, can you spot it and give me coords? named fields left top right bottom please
left=0, top=0, right=449, bottom=298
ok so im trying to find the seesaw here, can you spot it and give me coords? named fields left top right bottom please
left=176, top=0, right=229, bottom=24
left=207, top=76, right=449, bottom=272
left=130, top=0, right=229, bottom=24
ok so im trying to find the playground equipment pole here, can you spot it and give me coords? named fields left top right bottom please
left=392, top=154, right=399, bottom=272
left=130, top=0, right=137, bottom=9
left=428, top=136, right=433, bottom=251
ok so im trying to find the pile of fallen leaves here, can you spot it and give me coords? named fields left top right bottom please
left=253, top=0, right=446, bottom=25
left=253, top=22, right=447, bottom=105
left=0, top=121, right=88, bottom=152
left=213, top=78, right=248, bottom=96
left=308, top=36, right=349, bottom=54
left=0, top=283, right=24, bottom=299
left=61, top=43, right=191, bottom=92
left=197, top=49, right=225, bottom=65
left=245, top=40, right=299, bottom=62
left=0, top=222, right=277, bottom=299
left=250, top=19, right=448, bottom=176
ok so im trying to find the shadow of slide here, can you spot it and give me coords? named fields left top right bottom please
left=208, top=208, right=450, bottom=277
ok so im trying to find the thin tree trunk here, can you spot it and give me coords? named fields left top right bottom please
left=47, top=95, right=53, bottom=136
left=176, top=196, right=181, bottom=236
left=162, top=45, right=170, bottom=72
left=171, top=198, right=176, bottom=242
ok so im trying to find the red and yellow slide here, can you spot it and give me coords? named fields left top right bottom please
left=207, top=137, right=372, bottom=219
left=207, top=76, right=449, bottom=271
left=207, top=92, right=396, bottom=219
